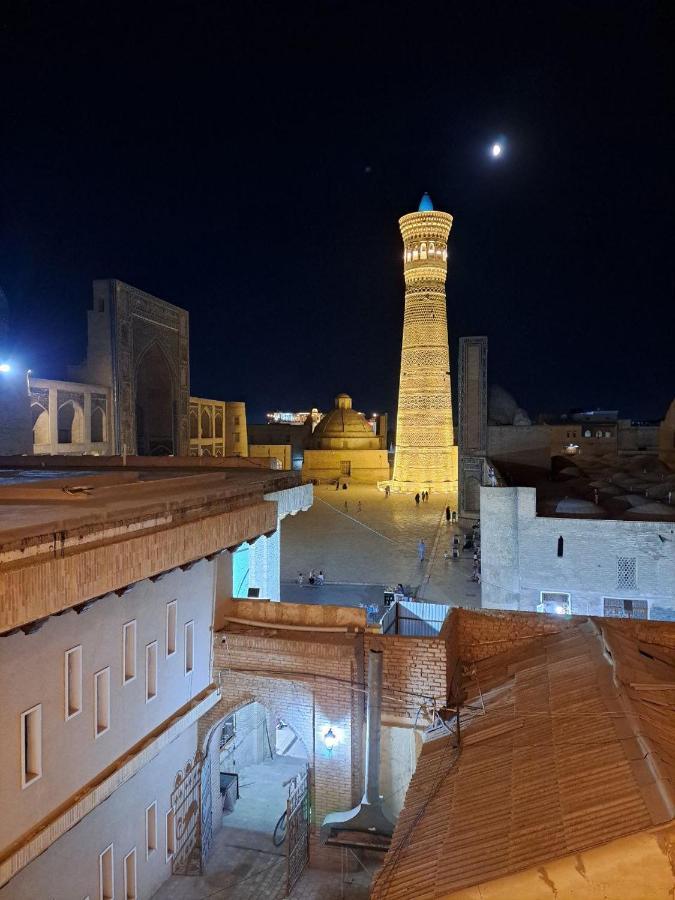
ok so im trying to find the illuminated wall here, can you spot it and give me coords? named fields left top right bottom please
left=391, top=195, right=458, bottom=492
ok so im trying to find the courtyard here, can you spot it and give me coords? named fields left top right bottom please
left=280, top=483, right=481, bottom=610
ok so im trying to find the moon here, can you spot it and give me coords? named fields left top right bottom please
left=491, top=143, right=502, bottom=158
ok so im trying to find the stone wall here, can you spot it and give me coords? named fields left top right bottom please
left=487, top=424, right=551, bottom=470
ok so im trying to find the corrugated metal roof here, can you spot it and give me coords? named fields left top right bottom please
left=372, top=618, right=675, bottom=899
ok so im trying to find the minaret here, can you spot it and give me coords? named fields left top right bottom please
left=390, top=193, right=458, bottom=493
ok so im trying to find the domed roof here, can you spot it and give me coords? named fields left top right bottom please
left=418, top=192, right=434, bottom=212
left=310, top=394, right=380, bottom=449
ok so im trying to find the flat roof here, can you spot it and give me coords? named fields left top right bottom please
left=0, top=457, right=302, bottom=545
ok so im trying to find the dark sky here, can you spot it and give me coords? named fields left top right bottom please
left=1, top=1, right=673, bottom=422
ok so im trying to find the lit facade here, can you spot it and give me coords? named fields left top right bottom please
left=390, top=194, right=458, bottom=492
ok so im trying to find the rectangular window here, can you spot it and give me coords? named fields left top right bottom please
left=538, top=591, right=571, bottom=615
left=146, top=802, right=157, bottom=859
left=123, top=848, right=137, bottom=900
left=65, top=645, right=83, bottom=720
left=340, top=460, right=351, bottom=475
left=99, top=844, right=114, bottom=900
left=123, top=620, right=137, bottom=684
left=21, top=704, right=42, bottom=788
left=166, top=600, right=177, bottom=657
left=184, top=621, right=194, bottom=676
left=234, top=432, right=240, bottom=443
left=94, top=668, right=111, bottom=738
left=146, top=641, right=158, bottom=702
left=166, top=808, right=176, bottom=861
left=604, top=597, right=649, bottom=620
left=617, top=557, right=637, bottom=590
left=234, top=416, right=240, bottom=426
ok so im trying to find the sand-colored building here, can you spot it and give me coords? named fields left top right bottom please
left=188, top=397, right=248, bottom=458
left=302, top=393, right=389, bottom=484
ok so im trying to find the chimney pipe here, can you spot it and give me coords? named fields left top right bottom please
left=322, top=648, right=393, bottom=839
left=363, top=648, right=383, bottom=806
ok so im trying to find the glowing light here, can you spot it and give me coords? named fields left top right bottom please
left=555, top=605, right=566, bottom=615
left=491, top=143, right=502, bottom=158
left=0, top=363, right=10, bottom=373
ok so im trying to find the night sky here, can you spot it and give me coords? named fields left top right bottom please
left=1, top=2, right=673, bottom=423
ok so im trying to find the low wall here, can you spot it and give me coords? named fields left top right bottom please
left=222, top=597, right=367, bottom=630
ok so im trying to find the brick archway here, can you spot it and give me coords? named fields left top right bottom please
left=199, top=694, right=312, bottom=851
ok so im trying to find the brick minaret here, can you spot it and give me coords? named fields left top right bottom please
left=390, top=193, right=457, bottom=493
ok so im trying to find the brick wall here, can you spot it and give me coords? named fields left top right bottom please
left=202, top=630, right=364, bottom=867
left=364, top=634, right=448, bottom=715
left=455, top=607, right=586, bottom=663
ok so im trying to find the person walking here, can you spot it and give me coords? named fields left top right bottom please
left=297, top=572, right=304, bottom=586
left=415, top=493, right=420, bottom=506
left=344, top=500, right=348, bottom=512
left=335, top=479, right=340, bottom=491
left=445, top=505, right=451, bottom=523
left=418, top=538, right=426, bottom=563
left=357, top=500, right=362, bottom=513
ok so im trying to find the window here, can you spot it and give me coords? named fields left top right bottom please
left=617, top=557, right=637, bottom=590
left=65, top=645, right=83, bottom=720
left=557, top=536, right=564, bottom=558
left=340, top=461, right=351, bottom=476
left=146, top=642, right=158, bottom=702
left=595, top=430, right=602, bottom=438
left=604, top=597, right=648, bottom=620
left=584, top=429, right=591, bottom=438
left=538, top=591, right=571, bottom=615
left=201, top=408, right=212, bottom=438
left=166, top=600, right=177, bottom=657
left=166, top=808, right=176, bottom=861
left=146, top=802, right=157, bottom=859
left=99, top=844, right=114, bottom=900
left=123, top=621, right=137, bottom=684
left=95, top=668, right=111, bottom=738
left=184, top=621, right=194, bottom=676
left=214, top=413, right=223, bottom=438
left=123, top=848, right=137, bottom=900
left=21, top=704, right=42, bottom=788
left=234, top=416, right=240, bottom=426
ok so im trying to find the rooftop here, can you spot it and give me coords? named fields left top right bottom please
left=372, top=615, right=675, bottom=898
left=0, top=456, right=301, bottom=545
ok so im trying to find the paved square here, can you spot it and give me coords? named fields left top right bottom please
left=281, top=484, right=481, bottom=608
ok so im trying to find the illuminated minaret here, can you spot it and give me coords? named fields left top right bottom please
left=390, top=193, right=458, bottom=493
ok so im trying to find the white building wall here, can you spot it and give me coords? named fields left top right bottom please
left=0, top=563, right=215, bottom=851
left=481, top=486, right=675, bottom=617
left=0, top=722, right=197, bottom=900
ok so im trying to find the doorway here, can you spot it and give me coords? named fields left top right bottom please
left=215, top=702, right=308, bottom=855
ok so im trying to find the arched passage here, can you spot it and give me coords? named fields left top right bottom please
left=91, top=405, right=106, bottom=443
left=202, top=699, right=309, bottom=857
left=57, top=400, right=84, bottom=444
left=32, top=403, right=49, bottom=445
left=135, top=342, right=175, bottom=455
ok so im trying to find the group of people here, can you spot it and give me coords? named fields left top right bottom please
left=444, top=506, right=458, bottom=523
left=414, top=491, right=431, bottom=505
left=297, top=569, right=325, bottom=586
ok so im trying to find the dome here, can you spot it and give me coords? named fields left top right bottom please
left=418, top=192, right=434, bottom=212
left=310, top=394, right=380, bottom=450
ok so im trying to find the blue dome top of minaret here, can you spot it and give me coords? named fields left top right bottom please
left=418, top=192, right=434, bottom=212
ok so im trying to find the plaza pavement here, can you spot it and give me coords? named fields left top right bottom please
left=281, top=484, right=481, bottom=608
